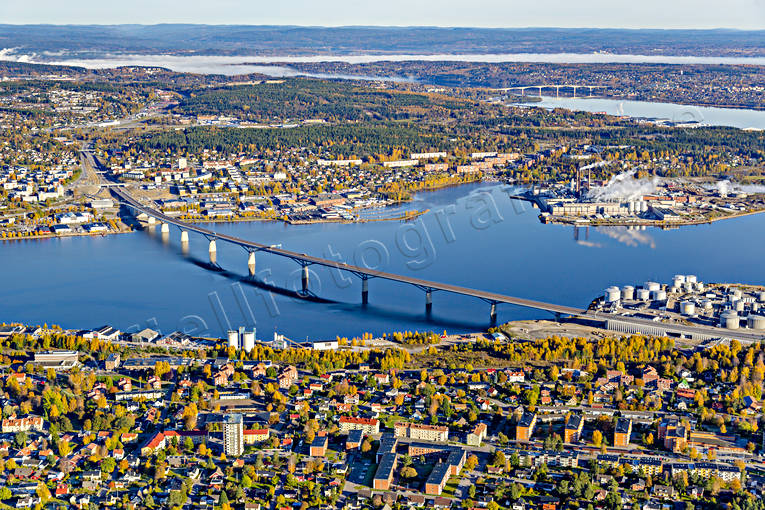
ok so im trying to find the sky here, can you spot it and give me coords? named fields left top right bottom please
left=2, top=0, right=764, bottom=29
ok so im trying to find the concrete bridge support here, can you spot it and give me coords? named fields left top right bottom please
left=248, top=251, right=256, bottom=277
left=301, top=265, right=309, bottom=294
left=425, top=290, right=433, bottom=314
left=209, top=240, right=217, bottom=265
left=180, top=231, right=189, bottom=244
left=361, top=278, right=369, bottom=305
left=148, top=216, right=156, bottom=225
left=490, top=302, right=497, bottom=324
left=160, top=223, right=169, bottom=234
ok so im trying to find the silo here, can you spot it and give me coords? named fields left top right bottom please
left=733, top=300, right=745, bottom=312
left=652, top=289, right=667, bottom=302
left=721, top=311, right=740, bottom=330
left=636, top=289, right=651, bottom=301
left=673, top=275, right=686, bottom=288
left=641, top=201, right=648, bottom=213
left=227, top=330, right=239, bottom=350
left=730, top=288, right=743, bottom=300
left=686, top=275, right=698, bottom=284
left=747, top=315, right=765, bottom=330
left=621, top=286, right=635, bottom=300
left=628, top=202, right=636, bottom=214
left=644, top=282, right=660, bottom=292
left=604, top=287, right=621, bottom=303
left=680, top=301, right=696, bottom=316
left=242, top=330, right=256, bottom=352
left=759, top=291, right=765, bottom=302
left=696, top=282, right=705, bottom=292
left=700, top=299, right=713, bottom=311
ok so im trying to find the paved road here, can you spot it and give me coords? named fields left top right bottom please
left=112, top=187, right=765, bottom=344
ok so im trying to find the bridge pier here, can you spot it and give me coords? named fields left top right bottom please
left=209, top=240, right=217, bottom=265
left=180, top=231, right=189, bottom=244
left=160, top=223, right=169, bottom=234
left=361, top=278, right=369, bottom=305
left=247, top=251, right=256, bottom=277
left=490, top=302, right=497, bottom=324
left=147, top=216, right=156, bottom=225
left=425, top=290, right=432, bottom=314
left=572, top=86, right=577, bottom=98
left=301, top=265, right=309, bottom=294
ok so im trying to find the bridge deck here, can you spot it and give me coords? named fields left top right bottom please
left=113, top=187, right=765, bottom=342
left=113, top=188, right=582, bottom=315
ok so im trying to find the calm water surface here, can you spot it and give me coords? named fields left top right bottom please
left=2, top=183, right=765, bottom=341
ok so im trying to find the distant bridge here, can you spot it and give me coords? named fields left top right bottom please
left=111, top=187, right=765, bottom=343
left=495, top=84, right=608, bottom=98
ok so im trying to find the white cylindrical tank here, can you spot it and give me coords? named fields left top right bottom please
left=721, top=311, right=740, bottom=330
left=696, top=282, right=705, bottom=292
left=604, top=287, right=621, bottom=303
left=644, top=282, right=660, bottom=292
left=733, top=300, right=745, bottom=312
left=759, top=291, right=765, bottom=302
left=680, top=301, right=696, bottom=316
left=747, top=315, right=765, bottom=330
left=637, top=289, right=651, bottom=301
left=242, top=331, right=255, bottom=352
left=730, top=288, right=743, bottom=300
left=686, top=275, right=698, bottom=284
left=652, top=289, right=667, bottom=301
left=701, top=299, right=713, bottom=311
left=621, top=286, right=635, bottom=300
left=227, top=330, right=239, bottom=349
left=673, top=275, right=686, bottom=287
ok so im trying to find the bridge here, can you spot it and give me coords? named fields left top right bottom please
left=495, top=84, right=607, bottom=98
left=112, top=187, right=583, bottom=323
left=111, top=187, right=765, bottom=343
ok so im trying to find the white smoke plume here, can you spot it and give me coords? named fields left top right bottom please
left=711, top=180, right=765, bottom=195
left=586, top=170, right=660, bottom=202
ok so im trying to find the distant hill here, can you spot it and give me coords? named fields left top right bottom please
left=0, top=25, right=763, bottom=58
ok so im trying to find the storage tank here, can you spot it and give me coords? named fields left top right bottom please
left=759, top=291, right=765, bottom=302
left=227, top=330, right=239, bottom=350
left=242, top=330, right=255, bottom=352
left=604, top=287, right=621, bottom=303
left=701, top=299, right=713, bottom=311
left=696, top=282, right=705, bottom=292
left=627, top=201, right=636, bottom=214
left=730, top=288, right=743, bottom=300
left=673, top=275, right=686, bottom=287
left=721, top=311, right=740, bottom=330
left=621, top=286, right=635, bottom=300
left=644, top=281, right=661, bottom=292
left=640, top=200, right=648, bottom=213
left=680, top=301, right=696, bottom=316
left=651, top=289, right=667, bottom=302
left=747, top=315, right=765, bottom=330
left=733, top=300, right=745, bottom=312
left=686, top=275, right=698, bottom=284
left=636, top=289, right=650, bottom=301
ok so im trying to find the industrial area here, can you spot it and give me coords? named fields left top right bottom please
left=595, top=274, right=765, bottom=337
left=516, top=167, right=765, bottom=227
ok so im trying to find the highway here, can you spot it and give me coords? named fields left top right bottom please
left=112, top=186, right=765, bottom=343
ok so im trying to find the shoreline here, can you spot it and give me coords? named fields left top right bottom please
left=539, top=207, right=765, bottom=228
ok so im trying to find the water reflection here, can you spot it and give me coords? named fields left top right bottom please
left=596, top=226, right=656, bottom=248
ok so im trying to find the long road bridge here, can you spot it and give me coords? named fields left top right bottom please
left=112, top=187, right=765, bottom=343
left=495, top=84, right=607, bottom=98
left=112, top=187, right=583, bottom=323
